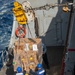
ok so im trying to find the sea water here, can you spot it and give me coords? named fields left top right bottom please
left=0, top=0, right=14, bottom=68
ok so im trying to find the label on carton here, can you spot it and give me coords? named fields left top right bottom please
left=24, top=43, right=29, bottom=51
left=33, top=44, right=38, bottom=51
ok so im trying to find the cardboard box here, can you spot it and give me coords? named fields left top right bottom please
left=13, top=38, right=43, bottom=72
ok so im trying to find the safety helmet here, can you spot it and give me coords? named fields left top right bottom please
left=16, top=66, right=22, bottom=73
left=37, top=63, right=42, bottom=68
left=30, top=57, right=33, bottom=61
left=25, top=73, right=28, bottom=75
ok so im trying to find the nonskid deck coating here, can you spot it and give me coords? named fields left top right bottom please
left=0, top=46, right=64, bottom=75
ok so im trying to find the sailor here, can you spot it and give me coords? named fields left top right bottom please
left=16, top=67, right=24, bottom=75
left=29, top=63, right=46, bottom=75
left=6, top=48, right=14, bottom=67
left=42, top=43, right=49, bottom=69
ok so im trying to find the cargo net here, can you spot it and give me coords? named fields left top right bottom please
left=13, top=38, right=43, bottom=73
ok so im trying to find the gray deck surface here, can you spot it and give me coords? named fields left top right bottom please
left=0, top=46, right=64, bottom=75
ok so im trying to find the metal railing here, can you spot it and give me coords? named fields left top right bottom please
left=0, top=50, right=8, bottom=69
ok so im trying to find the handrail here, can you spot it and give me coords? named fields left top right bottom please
left=0, top=50, right=8, bottom=66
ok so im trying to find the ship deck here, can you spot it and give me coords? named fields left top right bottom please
left=0, top=46, right=64, bottom=75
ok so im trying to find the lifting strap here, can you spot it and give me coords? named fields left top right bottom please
left=34, top=17, right=39, bottom=37
left=12, top=1, right=27, bottom=25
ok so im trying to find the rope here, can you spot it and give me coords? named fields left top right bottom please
left=0, top=2, right=74, bottom=14
left=34, top=17, right=39, bottom=37
left=27, top=23, right=33, bottom=38
left=29, top=2, right=74, bottom=10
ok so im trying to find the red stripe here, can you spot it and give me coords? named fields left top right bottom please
left=60, top=58, right=65, bottom=75
left=68, top=49, right=75, bottom=51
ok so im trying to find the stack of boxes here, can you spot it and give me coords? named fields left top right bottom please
left=13, top=38, right=43, bottom=73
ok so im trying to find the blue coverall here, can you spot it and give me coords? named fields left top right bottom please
left=30, top=68, right=46, bottom=75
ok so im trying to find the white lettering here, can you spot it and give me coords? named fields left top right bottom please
left=16, top=73, right=23, bottom=75
left=39, top=70, right=45, bottom=74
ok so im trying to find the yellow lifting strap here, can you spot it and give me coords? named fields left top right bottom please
left=12, top=1, right=27, bottom=25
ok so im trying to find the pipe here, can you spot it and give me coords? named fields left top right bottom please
left=60, top=2, right=73, bottom=75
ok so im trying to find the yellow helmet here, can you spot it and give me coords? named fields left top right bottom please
left=21, top=58, right=25, bottom=61
left=30, top=57, right=33, bottom=61
left=25, top=73, right=28, bottom=75
left=29, top=45, right=32, bottom=50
